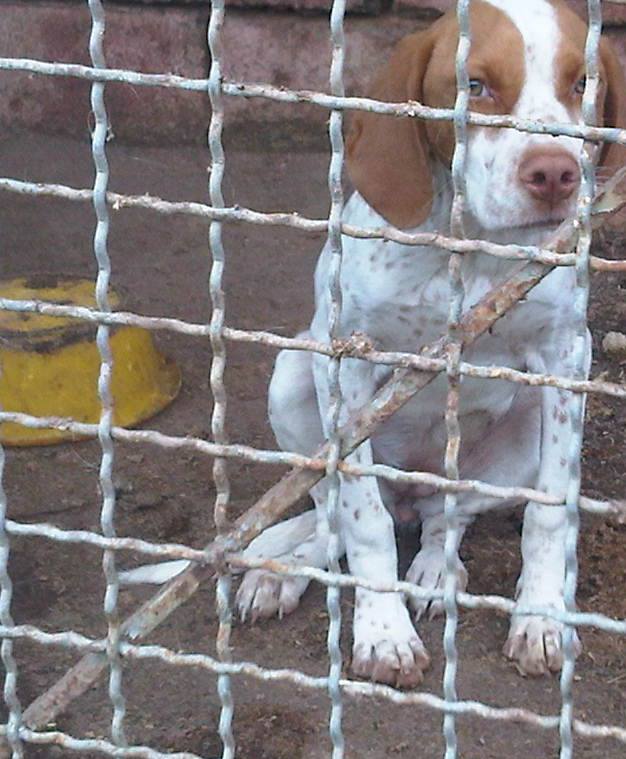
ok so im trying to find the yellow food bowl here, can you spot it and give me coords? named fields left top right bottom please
left=0, top=276, right=181, bottom=446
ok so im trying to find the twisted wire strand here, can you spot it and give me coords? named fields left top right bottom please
left=440, top=2, right=472, bottom=755
left=559, top=2, right=602, bottom=757
left=0, top=449, right=23, bottom=757
left=207, top=0, right=235, bottom=754
left=87, top=0, right=127, bottom=746
left=324, top=0, right=349, bottom=754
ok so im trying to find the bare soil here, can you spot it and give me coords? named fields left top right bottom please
left=0, top=130, right=624, bottom=758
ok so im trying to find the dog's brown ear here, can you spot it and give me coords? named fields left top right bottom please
left=598, top=37, right=626, bottom=181
left=346, top=30, right=436, bottom=229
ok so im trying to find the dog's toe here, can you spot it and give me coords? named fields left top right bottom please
left=351, top=593, right=430, bottom=689
left=352, top=635, right=430, bottom=689
left=236, top=569, right=305, bottom=622
left=503, top=615, right=581, bottom=675
left=406, top=547, right=468, bottom=621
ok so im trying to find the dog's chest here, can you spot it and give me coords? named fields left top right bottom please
left=318, top=196, right=574, bottom=358
left=311, top=197, right=576, bottom=474
left=337, top=236, right=534, bottom=356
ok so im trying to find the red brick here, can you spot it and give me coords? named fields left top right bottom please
left=225, top=0, right=385, bottom=14
left=1, top=1, right=625, bottom=146
left=121, top=0, right=385, bottom=14
left=0, top=2, right=211, bottom=144
left=0, top=2, right=421, bottom=143
left=219, top=13, right=422, bottom=129
left=394, top=0, right=626, bottom=25
left=392, top=0, right=456, bottom=18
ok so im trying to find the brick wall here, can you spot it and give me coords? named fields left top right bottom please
left=120, top=0, right=626, bottom=23
left=1, top=0, right=625, bottom=144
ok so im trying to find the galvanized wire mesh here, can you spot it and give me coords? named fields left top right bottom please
left=325, top=1, right=348, bottom=756
left=441, top=4, right=471, bottom=754
left=558, top=5, right=602, bottom=756
left=0, top=0, right=624, bottom=757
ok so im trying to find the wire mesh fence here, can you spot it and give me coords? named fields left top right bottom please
left=0, top=0, right=625, bottom=757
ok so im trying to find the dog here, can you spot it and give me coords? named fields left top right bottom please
left=235, top=0, right=626, bottom=688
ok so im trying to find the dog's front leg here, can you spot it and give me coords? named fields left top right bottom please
left=315, top=356, right=430, bottom=687
left=343, top=445, right=431, bottom=687
left=504, top=331, right=591, bottom=675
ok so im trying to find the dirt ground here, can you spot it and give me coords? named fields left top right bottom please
left=0, top=129, right=624, bottom=759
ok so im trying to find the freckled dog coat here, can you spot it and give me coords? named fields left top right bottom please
left=237, top=0, right=626, bottom=687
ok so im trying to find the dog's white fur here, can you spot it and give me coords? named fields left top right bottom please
left=122, top=0, right=624, bottom=688
left=235, top=0, right=625, bottom=686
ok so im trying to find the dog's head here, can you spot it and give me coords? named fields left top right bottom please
left=346, top=0, right=626, bottom=231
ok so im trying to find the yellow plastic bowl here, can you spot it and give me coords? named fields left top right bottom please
left=0, top=276, right=181, bottom=446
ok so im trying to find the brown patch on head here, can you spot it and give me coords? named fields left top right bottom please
left=347, top=1, right=625, bottom=229
left=597, top=36, right=626, bottom=181
left=423, top=2, right=525, bottom=163
left=346, top=3, right=526, bottom=228
left=553, top=0, right=587, bottom=106
left=346, top=24, right=440, bottom=229
left=553, top=0, right=626, bottom=180
left=553, top=1, right=602, bottom=132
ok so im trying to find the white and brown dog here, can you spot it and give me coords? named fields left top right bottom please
left=235, top=0, right=626, bottom=687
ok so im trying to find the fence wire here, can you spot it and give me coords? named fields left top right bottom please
left=88, top=0, right=129, bottom=747
left=206, top=0, right=237, bottom=754
left=441, top=3, right=471, bottom=754
left=0, top=0, right=624, bottom=758
left=325, top=0, right=348, bottom=756
left=559, top=3, right=601, bottom=757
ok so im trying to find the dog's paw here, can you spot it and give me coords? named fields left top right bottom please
left=236, top=569, right=307, bottom=622
left=351, top=593, right=430, bottom=688
left=503, top=614, right=582, bottom=676
left=405, top=547, right=468, bottom=621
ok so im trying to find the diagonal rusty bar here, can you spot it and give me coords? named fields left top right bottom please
left=9, top=176, right=625, bottom=740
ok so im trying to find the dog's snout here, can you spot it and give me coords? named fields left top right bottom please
left=518, top=148, right=581, bottom=205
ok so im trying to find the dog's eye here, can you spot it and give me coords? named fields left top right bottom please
left=574, top=76, right=586, bottom=95
left=469, top=79, right=486, bottom=97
